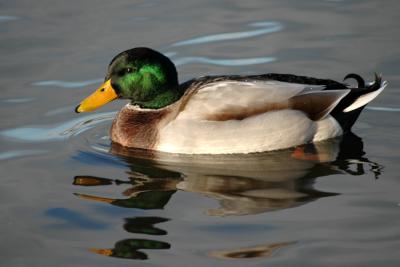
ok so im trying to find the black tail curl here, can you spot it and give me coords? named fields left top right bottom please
left=344, top=73, right=365, bottom=88
left=331, top=73, right=384, bottom=132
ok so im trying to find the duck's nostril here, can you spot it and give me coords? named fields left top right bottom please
left=100, top=88, right=105, bottom=92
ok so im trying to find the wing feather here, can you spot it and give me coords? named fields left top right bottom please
left=180, top=80, right=348, bottom=121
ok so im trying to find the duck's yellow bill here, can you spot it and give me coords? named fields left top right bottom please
left=75, top=79, right=118, bottom=113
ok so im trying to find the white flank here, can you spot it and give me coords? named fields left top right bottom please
left=313, top=115, right=343, bottom=142
left=157, top=110, right=316, bottom=154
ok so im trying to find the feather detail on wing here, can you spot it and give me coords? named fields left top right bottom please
left=179, top=80, right=349, bottom=122
left=289, top=90, right=349, bottom=120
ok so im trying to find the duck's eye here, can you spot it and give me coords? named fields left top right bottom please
left=99, top=88, right=105, bottom=92
left=117, top=67, right=135, bottom=76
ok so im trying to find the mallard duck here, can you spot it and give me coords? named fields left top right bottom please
left=75, top=47, right=386, bottom=154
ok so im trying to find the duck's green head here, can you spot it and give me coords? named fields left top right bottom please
left=75, top=47, right=180, bottom=112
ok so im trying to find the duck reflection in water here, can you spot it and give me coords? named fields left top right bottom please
left=73, top=132, right=382, bottom=259
left=89, top=217, right=170, bottom=260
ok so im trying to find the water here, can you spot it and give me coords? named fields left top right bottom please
left=1, top=0, right=400, bottom=266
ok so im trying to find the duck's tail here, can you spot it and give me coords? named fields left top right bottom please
left=330, top=73, right=387, bottom=132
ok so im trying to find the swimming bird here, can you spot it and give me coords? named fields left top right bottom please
left=75, top=47, right=386, bottom=154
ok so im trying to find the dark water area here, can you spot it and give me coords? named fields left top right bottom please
left=1, top=0, right=400, bottom=266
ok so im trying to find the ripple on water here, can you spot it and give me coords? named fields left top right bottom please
left=2, top=97, right=35, bottom=104
left=0, top=15, right=20, bottom=22
left=0, top=111, right=116, bottom=142
left=365, top=106, right=400, bottom=112
left=172, top=56, right=275, bottom=66
left=171, top=21, right=283, bottom=47
left=45, top=106, right=76, bottom=117
left=32, top=78, right=103, bottom=88
left=0, top=149, right=47, bottom=161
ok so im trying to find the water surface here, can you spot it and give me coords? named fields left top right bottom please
left=1, top=0, right=400, bottom=266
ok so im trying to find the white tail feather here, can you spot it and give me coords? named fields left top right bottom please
left=343, top=81, right=387, bottom=112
